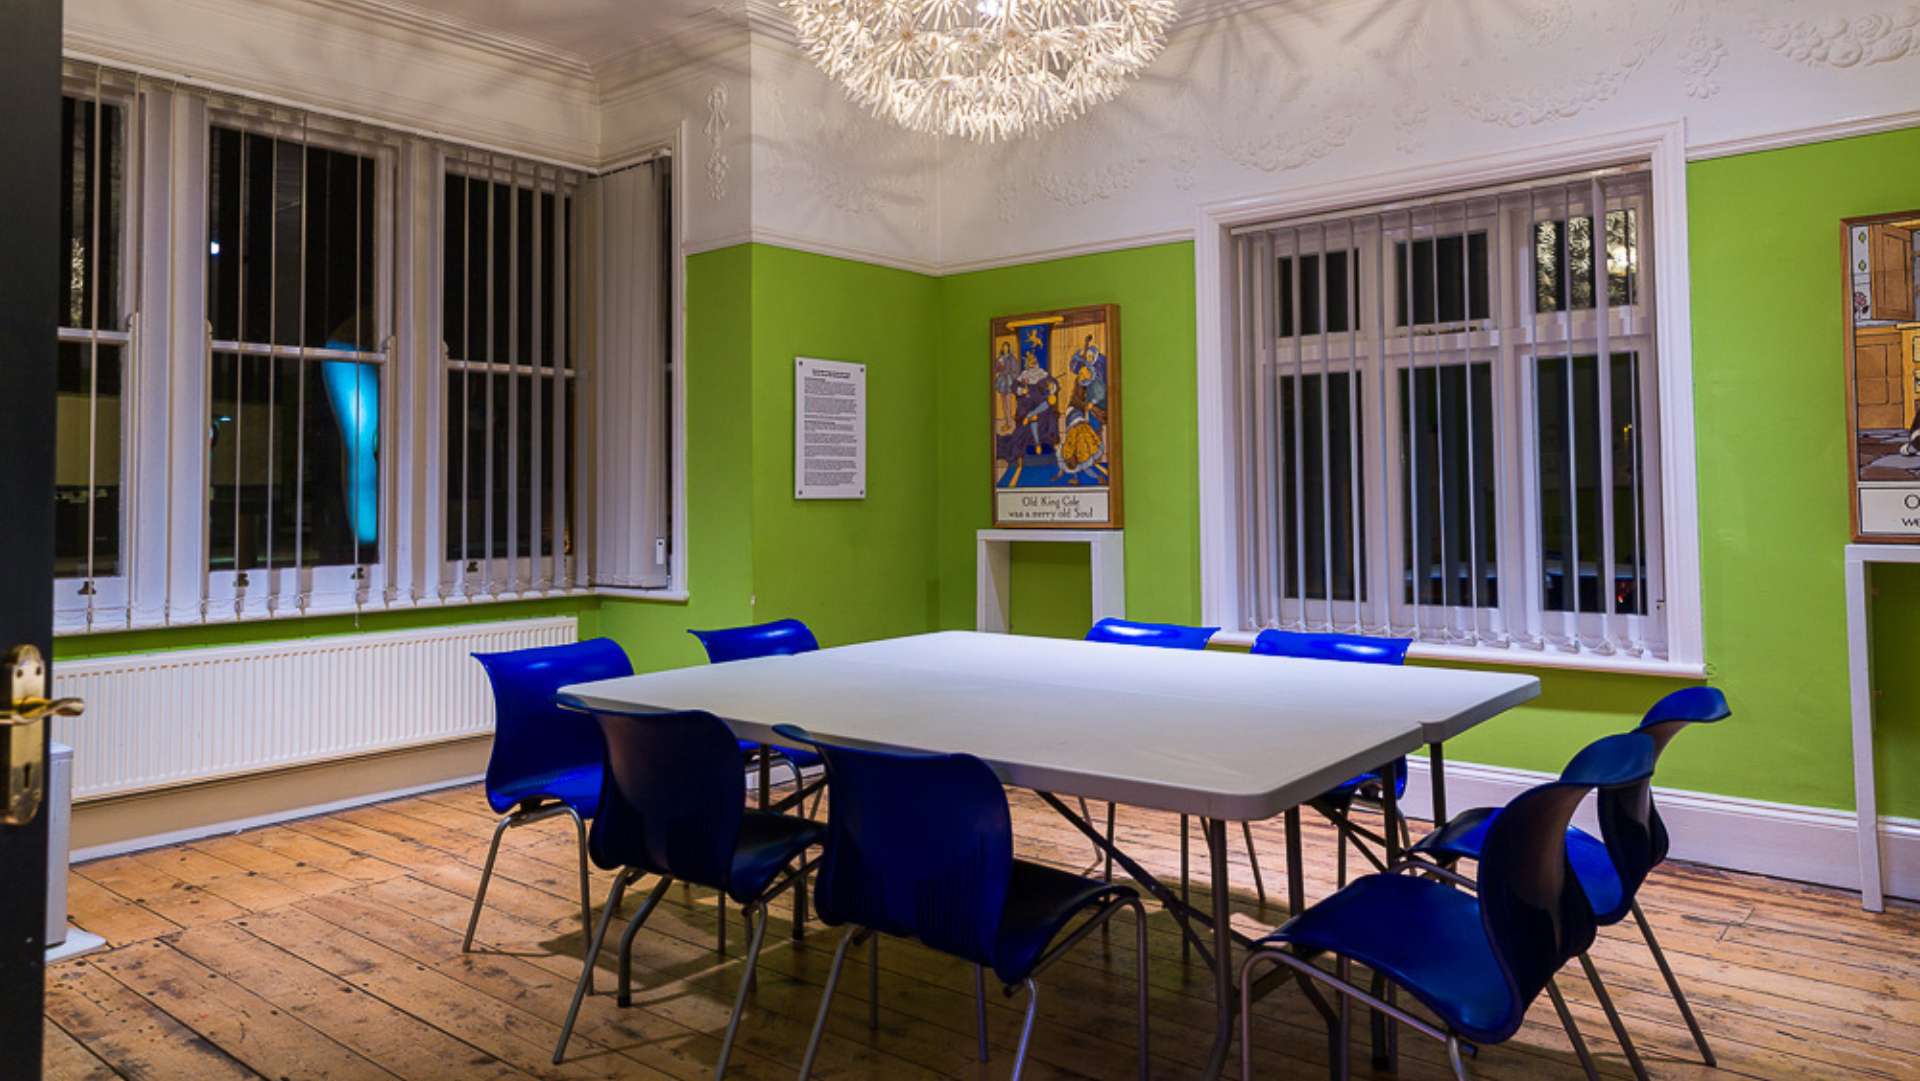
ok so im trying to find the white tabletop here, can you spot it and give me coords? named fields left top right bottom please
left=560, top=632, right=1539, bottom=821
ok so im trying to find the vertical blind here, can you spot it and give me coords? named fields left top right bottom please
left=589, top=158, right=673, bottom=590
left=1228, top=165, right=1667, bottom=661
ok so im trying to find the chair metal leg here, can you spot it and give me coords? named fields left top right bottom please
left=798, top=926, right=862, bottom=1080
left=867, top=933, right=880, bottom=1031
left=1334, top=955, right=1353, bottom=1080
left=714, top=903, right=768, bottom=1079
left=974, top=964, right=991, bottom=1063
left=1579, top=953, right=1650, bottom=1081
left=553, top=871, right=632, bottom=1064
left=1179, top=813, right=1191, bottom=965
left=716, top=894, right=727, bottom=956
left=615, top=876, right=676, bottom=1007
left=1446, top=1034, right=1473, bottom=1080
left=1009, top=978, right=1040, bottom=1081
left=463, top=812, right=514, bottom=952
left=1545, top=976, right=1602, bottom=1081
left=1241, top=820, right=1267, bottom=908
left=1632, top=900, right=1716, bottom=1066
left=780, top=756, right=809, bottom=942
left=1336, top=828, right=1348, bottom=888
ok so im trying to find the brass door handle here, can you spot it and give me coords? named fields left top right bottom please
left=0, top=696, right=84, bottom=724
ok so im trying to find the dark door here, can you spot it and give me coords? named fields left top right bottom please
left=0, top=0, right=64, bottom=1074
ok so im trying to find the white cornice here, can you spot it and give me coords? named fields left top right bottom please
left=254, top=0, right=596, bottom=86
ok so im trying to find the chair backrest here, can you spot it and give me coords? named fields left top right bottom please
left=1612, top=685, right=1730, bottom=879
left=688, top=618, right=820, bottom=663
left=774, top=724, right=1011, bottom=973
left=472, top=638, right=633, bottom=812
left=1085, top=617, right=1219, bottom=650
left=1249, top=629, right=1411, bottom=666
left=1473, top=731, right=1656, bottom=1043
left=561, top=703, right=747, bottom=892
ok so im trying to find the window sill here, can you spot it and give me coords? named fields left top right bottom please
left=1207, top=630, right=1707, bottom=679
left=52, top=585, right=685, bottom=638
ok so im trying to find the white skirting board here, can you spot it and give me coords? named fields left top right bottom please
left=1402, top=757, right=1920, bottom=903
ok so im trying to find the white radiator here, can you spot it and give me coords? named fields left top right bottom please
left=52, top=617, right=577, bottom=801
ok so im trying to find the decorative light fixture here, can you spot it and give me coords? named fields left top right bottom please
left=781, top=0, right=1178, bottom=142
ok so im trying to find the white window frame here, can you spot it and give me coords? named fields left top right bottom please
left=53, top=74, right=139, bottom=629
left=201, top=109, right=399, bottom=620
left=1195, top=122, right=1704, bottom=676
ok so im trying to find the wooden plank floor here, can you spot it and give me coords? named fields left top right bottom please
left=48, top=782, right=1920, bottom=1080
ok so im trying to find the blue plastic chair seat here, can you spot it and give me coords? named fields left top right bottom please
left=489, top=763, right=603, bottom=816
left=993, top=860, right=1132, bottom=985
left=1410, top=807, right=1627, bottom=923
left=1266, top=873, right=1515, bottom=1044
left=728, top=811, right=827, bottom=904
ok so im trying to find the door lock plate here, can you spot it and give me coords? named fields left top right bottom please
left=2, top=644, right=83, bottom=826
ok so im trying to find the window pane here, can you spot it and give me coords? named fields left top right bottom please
left=1535, top=210, right=1638, bottom=313
left=208, top=127, right=378, bottom=350
left=1399, top=362, right=1496, bottom=607
left=54, top=342, right=122, bottom=577
left=1395, top=232, right=1489, bottom=327
left=1279, top=372, right=1365, bottom=601
left=1536, top=353, right=1647, bottom=614
left=1277, top=250, right=1357, bottom=338
left=210, top=354, right=379, bottom=571
left=59, top=96, right=124, bottom=331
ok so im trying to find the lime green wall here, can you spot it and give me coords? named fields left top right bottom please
left=748, top=246, right=943, bottom=646
left=935, top=245, right=1202, bottom=633
left=1691, top=127, right=1920, bottom=818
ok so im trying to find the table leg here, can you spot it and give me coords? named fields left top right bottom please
left=1284, top=807, right=1304, bottom=916
left=1428, top=740, right=1448, bottom=828
left=757, top=749, right=772, bottom=810
left=1201, top=817, right=1235, bottom=1081
left=1845, top=554, right=1886, bottom=913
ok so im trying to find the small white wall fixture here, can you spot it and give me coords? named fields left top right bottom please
left=976, top=529, right=1125, bottom=634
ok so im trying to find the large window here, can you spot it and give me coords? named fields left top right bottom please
left=442, top=158, right=577, bottom=593
left=48, top=60, right=680, bottom=633
left=1224, top=166, right=1669, bottom=663
left=56, top=83, right=128, bottom=610
left=206, top=121, right=387, bottom=604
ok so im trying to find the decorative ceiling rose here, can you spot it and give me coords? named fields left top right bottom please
left=781, top=0, right=1178, bottom=142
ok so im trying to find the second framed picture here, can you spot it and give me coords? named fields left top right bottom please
left=989, top=304, right=1121, bottom=528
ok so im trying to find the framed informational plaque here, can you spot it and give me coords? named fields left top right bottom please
left=795, top=357, right=866, bottom=500
left=989, top=304, right=1121, bottom=528
left=1842, top=212, right=1920, bottom=541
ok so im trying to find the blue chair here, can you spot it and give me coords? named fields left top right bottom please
left=1252, top=629, right=1416, bottom=891
left=549, top=706, right=823, bottom=1076
left=1083, top=618, right=1221, bottom=896
left=1407, top=687, right=1731, bottom=1074
left=688, top=618, right=825, bottom=800
left=1086, top=616, right=1220, bottom=650
left=1239, top=731, right=1660, bottom=1081
left=465, top=638, right=633, bottom=960
left=776, top=724, right=1149, bottom=1081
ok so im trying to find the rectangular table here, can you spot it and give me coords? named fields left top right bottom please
left=562, top=631, right=1539, bottom=1078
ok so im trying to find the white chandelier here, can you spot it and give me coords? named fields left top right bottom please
left=781, top=0, right=1178, bottom=142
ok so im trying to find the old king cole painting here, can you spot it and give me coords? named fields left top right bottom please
left=990, top=304, right=1121, bottom=528
left=1845, top=213, right=1920, bottom=540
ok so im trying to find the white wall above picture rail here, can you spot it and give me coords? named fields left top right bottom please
left=794, top=358, right=867, bottom=500
left=65, top=0, right=1920, bottom=274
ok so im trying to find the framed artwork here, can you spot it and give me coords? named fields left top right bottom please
left=1842, top=212, right=1920, bottom=541
left=989, top=304, right=1121, bottom=528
